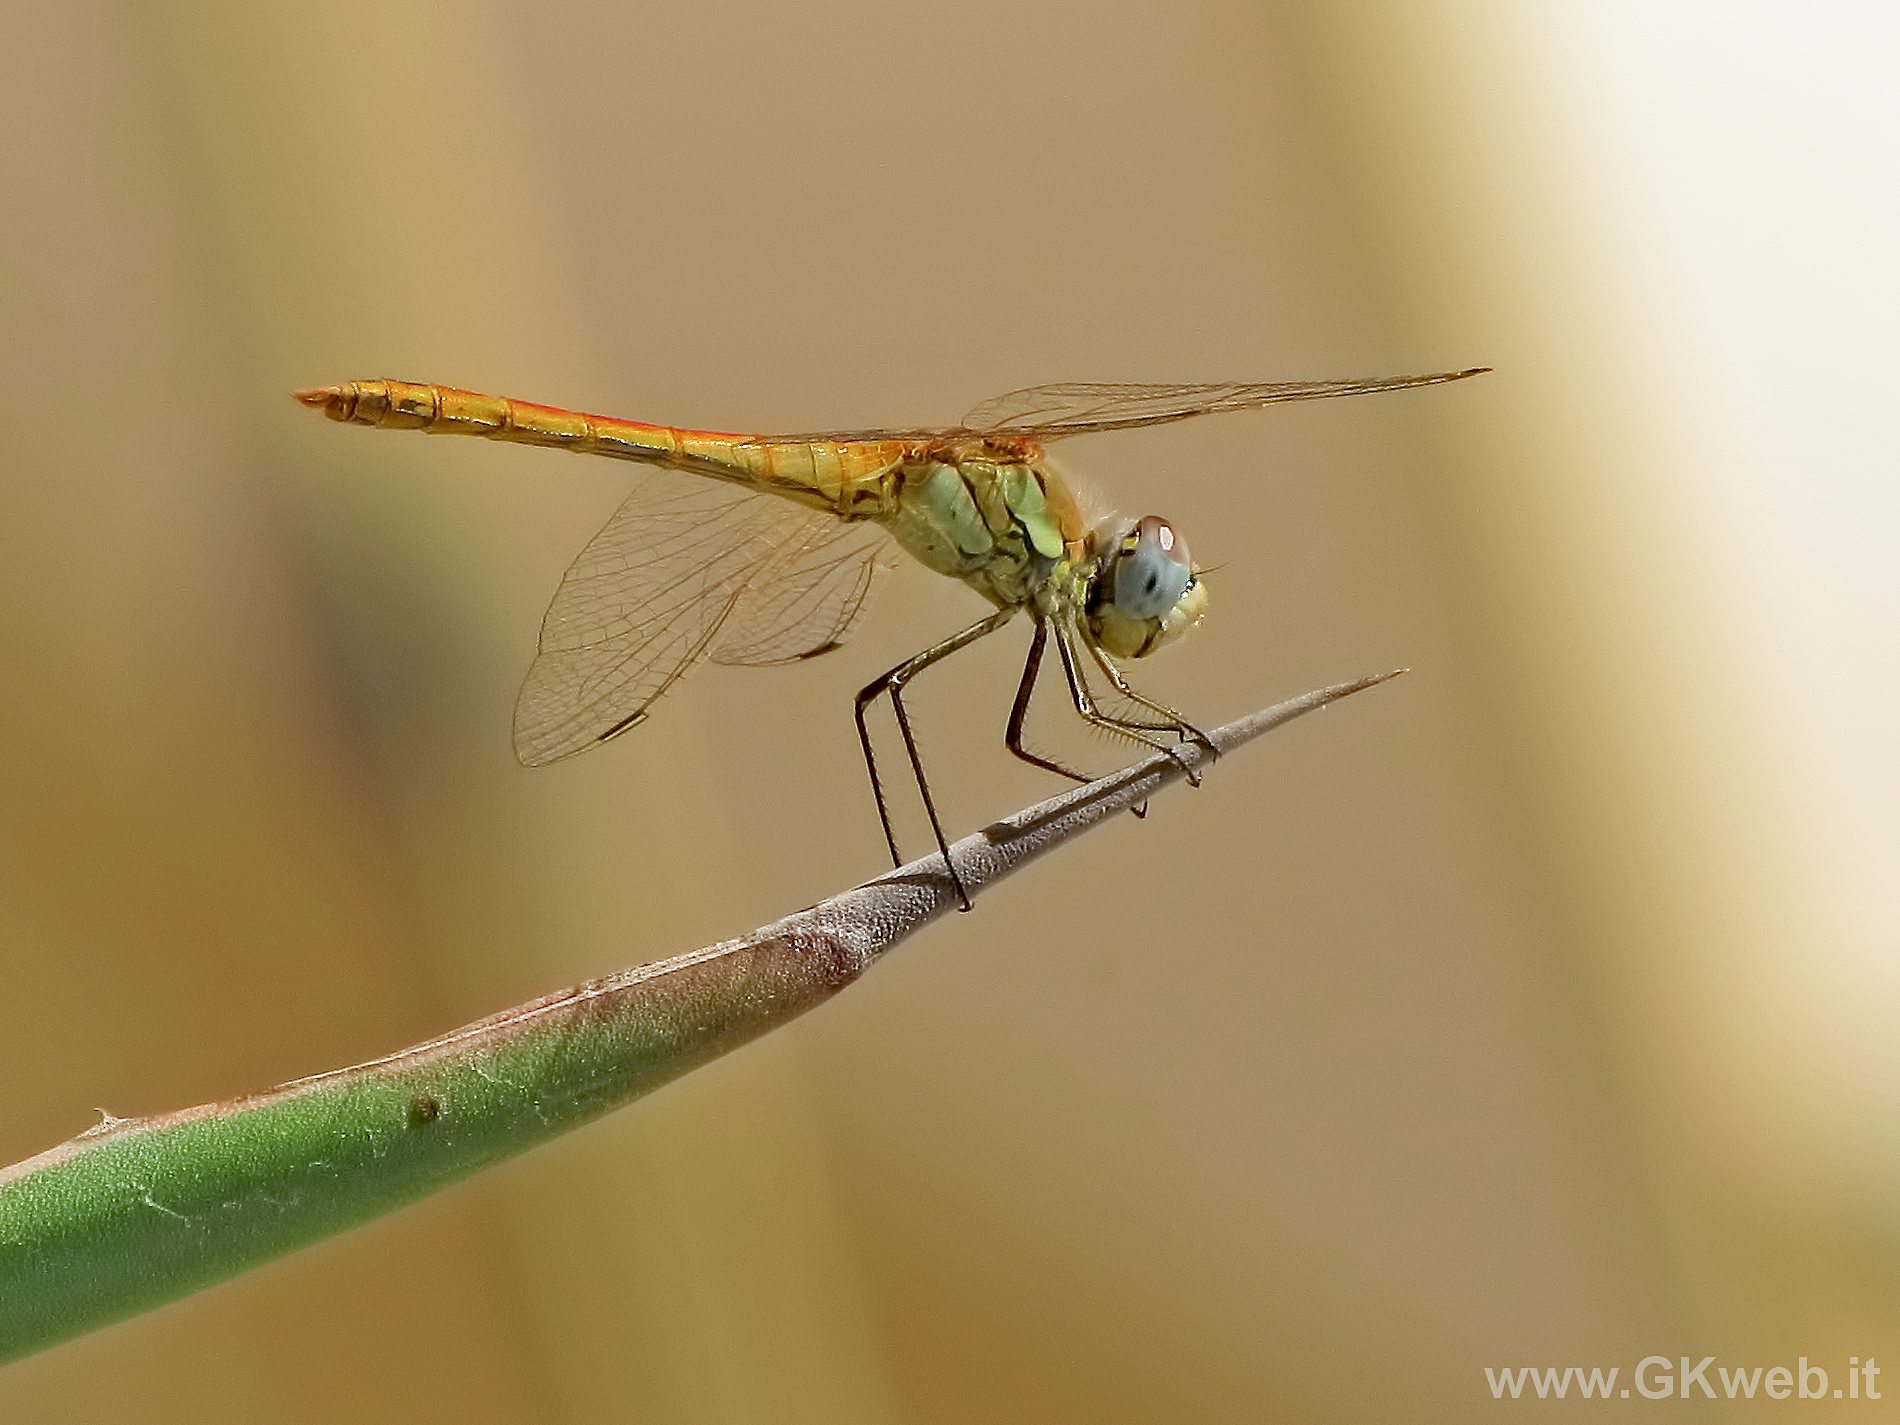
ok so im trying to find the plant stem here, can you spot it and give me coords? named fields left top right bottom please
left=0, top=671, right=1400, bottom=1364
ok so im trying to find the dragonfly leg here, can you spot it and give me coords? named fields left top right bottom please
left=1006, top=620, right=1149, bottom=819
left=1080, top=635, right=1219, bottom=757
left=854, top=606, right=1017, bottom=910
left=1050, top=622, right=1202, bottom=787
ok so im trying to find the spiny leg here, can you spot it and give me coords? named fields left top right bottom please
left=1004, top=621, right=1090, bottom=785
left=1006, top=620, right=1151, bottom=819
left=1050, top=620, right=1201, bottom=787
left=1066, top=645, right=1212, bottom=800
left=1081, top=634, right=1219, bottom=756
left=1007, top=619, right=1152, bottom=817
left=854, top=606, right=1016, bottom=910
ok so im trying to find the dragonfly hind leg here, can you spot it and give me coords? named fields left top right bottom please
left=855, top=606, right=1017, bottom=911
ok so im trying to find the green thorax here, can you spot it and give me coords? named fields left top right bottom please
left=883, top=452, right=1086, bottom=610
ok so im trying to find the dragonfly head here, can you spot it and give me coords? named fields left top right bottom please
left=1083, top=515, right=1209, bottom=658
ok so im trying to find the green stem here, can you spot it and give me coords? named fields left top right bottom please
left=0, top=671, right=1398, bottom=1364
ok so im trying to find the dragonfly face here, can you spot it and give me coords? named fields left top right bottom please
left=1082, top=515, right=1208, bottom=658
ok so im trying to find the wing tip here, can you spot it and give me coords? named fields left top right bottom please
left=512, top=735, right=556, bottom=769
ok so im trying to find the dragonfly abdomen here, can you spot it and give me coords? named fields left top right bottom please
left=294, top=379, right=907, bottom=516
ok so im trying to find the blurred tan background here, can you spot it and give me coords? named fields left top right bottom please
left=3, top=2, right=1895, bottom=1420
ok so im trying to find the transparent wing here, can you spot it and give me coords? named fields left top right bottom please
left=712, top=518, right=897, bottom=666
left=512, top=478, right=889, bottom=766
left=729, top=368, right=1486, bottom=446
left=960, top=368, right=1488, bottom=439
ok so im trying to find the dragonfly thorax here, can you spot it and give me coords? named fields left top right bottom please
left=1082, top=515, right=1208, bottom=658
left=884, top=455, right=1075, bottom=608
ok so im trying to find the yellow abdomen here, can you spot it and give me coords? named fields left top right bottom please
left=295, top=379, right=908, bottom=518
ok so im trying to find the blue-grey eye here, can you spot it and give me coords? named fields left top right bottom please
left=1111, top=516, right=1192, bottom=620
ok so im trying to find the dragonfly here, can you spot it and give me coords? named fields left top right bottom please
left=296, top=368, right=1485, bottom=906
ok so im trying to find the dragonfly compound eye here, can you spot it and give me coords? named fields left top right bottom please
left=1112, top=516, right=1193, bottom=621
left=1085, top=516, right=1207, bottom=657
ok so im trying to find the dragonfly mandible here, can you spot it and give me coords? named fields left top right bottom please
left=296, top=368, right=1485, bottom=907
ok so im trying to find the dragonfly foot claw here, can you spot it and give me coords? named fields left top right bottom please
left=1160, top=743, right=1203, bottom=786
left=1176, top=721, right=1219, bottom=757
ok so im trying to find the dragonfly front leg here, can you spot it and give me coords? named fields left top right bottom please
left=1080, top=634, right=1219, bottom=757
left=855, top=606, right=1017, bottom=911
left=1050, top=622, right=1202, bottom=787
